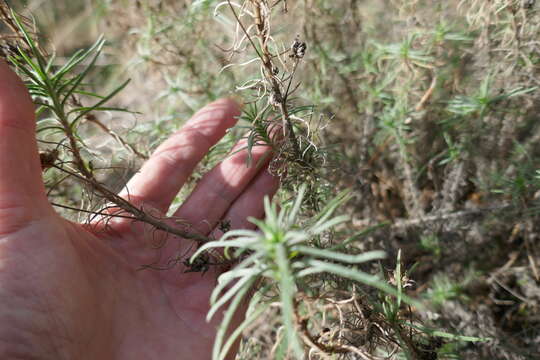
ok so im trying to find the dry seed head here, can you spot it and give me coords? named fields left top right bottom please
left=290, top=36, right=307, bottom=59
left=39, top=149, right=60, bottom=170
left=523, top=0, right=535, bottom=8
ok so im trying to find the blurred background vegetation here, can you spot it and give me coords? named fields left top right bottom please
left=3, top=0, right=540, bottom=358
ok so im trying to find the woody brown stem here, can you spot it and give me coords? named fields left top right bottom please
left=251, top=0, right=301, bottom=156
left=228, top=0, right=301, bottom=157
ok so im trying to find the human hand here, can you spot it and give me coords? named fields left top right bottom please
left=0, top=60, right=278, bottom=359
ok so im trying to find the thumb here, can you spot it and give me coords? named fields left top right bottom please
left=0, top=60, right=52, bottom=231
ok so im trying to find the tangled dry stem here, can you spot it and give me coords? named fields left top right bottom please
left=227, top=0, right=303, bottom=158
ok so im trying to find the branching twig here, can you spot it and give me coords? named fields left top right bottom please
left=52, top=165, right=210, bottom=243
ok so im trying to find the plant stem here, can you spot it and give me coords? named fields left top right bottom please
left=44, top=78, right=209, bottom=244
left=228, top=0, right=301, bottom=156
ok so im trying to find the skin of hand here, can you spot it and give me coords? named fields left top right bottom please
left=0, top=60, right=279, bottom=359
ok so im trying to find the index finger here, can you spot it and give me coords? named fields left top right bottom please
left=119, top=98, right=241, bottom=213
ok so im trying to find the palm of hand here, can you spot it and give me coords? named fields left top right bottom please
left=0, top=61, right=277, bottom=359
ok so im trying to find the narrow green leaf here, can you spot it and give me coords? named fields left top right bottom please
left=309, top=214, right=349, bottom=235
left=190, top=236, right=259, bottom=261
left=295, top=246, right=386, bottom=264
left=287, top=184, right=306, bottom=226
left=53, top=36, right=105, bottom=86
left=207, top=271, right=259, bottom=321
left=402, top=322, right=490, bottom=342
left=213, top=276, right=256, bottom=360
left=307, top=259, right=423, bottom=309
left=219, top=303, right=270, bottom=360
left=69, top=79, right=130, bottom=127
left=275, top=244, right=304, bottom=358
left=60, top=38, right=107, bottom=106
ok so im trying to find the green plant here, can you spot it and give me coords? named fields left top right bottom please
left=446, top=75, right=537, bottom=120
left=191, top=186, right=419, bottom=359
left=420, top=233, right=442, bottom=258
left=426, top=273, right=468, bottom=308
